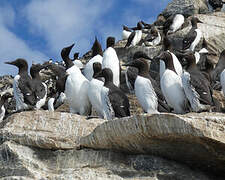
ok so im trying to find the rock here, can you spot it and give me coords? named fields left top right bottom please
left=80, top=113, right=225, bottom=177
left=162, top=0, right=209, bottom=18
left=0, top=111, right=105, bottom=150
left=0, top=140, right=211, bottom=179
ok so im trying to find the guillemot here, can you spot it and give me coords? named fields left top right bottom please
left=163, top=14, right=185, bottom=35
left=30, top=63, right=47, bottom=110
left=0, top=93, right=13, bottom=123
left=159, top=37, right=183, bottom=79
left=95, top=68, right=130, bottom=120
left=211, top=50, right=225, bottom=83
left=88, top=62, right=104, bottom=118
left=102, top=36, right=120, bottom=87
left=181, top=52, right=215, bottom=112
left=125, top=22, right=143, bottom=47
left=183, top=17, right=203, bottom=51
left=122, top=25, right=132, bottom=40
left=208, top=0, right=225, bottom=11
left=5, top=59, right=36, bottom=111
left=61, top=44, right=92, bottom=115
left=157, top=51, right=188, bottom=114
left=83, top=37, right=103, bottom=81
left=123, top=58, right=170, bottom=113
left=143, top=26, right=161, bottom=47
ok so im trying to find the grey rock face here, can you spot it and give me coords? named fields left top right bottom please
left=0, top=112, right=215, bottom=179
left=162, top=0, right=209, bottom=18
left=81, top=113, right=225, bottom=177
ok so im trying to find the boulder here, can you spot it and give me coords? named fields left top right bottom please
left=162, top=0, right=209, bottom=18
left=0, top=140, right=210, bottom=179
left=0, top=111, right=105, bottom=150
left=80, top=113, right=225, bottom=177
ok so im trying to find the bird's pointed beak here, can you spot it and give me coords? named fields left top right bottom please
left=5, top=61, right=15, bottom=65
left=197, top=19, right=203, bottom=23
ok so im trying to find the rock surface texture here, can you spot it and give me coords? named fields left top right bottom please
left=0, top=111, right=221, bottom=179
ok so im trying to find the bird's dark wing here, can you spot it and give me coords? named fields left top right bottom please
left=108, top=87, right=130, bottom=118
left=125, top=31, right=135, bottom=47
left=189, top=71, right=213, bottom=105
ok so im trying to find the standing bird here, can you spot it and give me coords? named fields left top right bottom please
left=83, top=37, right=103, bottom=81
left=183, top=17, right=203, bottom=51
left=5, top=59, right=36, bottom=111
left=61, top=44, right=91, bottom=115
left=123, top=58, right=170, bottom=114
left=181, top=52, right=215, bottom=112
left=165, top=14, right=185, bottom=35
left=157, top=52, right=188, bottom=114
left=88, top=62, right=104, bottom=118
left=143, top=26, right=161, bottom=47
left=30, top=63, right=47, bottom=109
left=0, top=93, right=13, bottom=123
left=159, top=37, right=183, bottom=79
left=102, top=37, right=120, bottom=87
left=95, top=68, right=130, bottom=120
left=125, top=22, right=143, bottom=47
left=122, top=25, right=132, bottom=40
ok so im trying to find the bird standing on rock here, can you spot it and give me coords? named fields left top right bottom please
left=62, top=44, right=91, bottom=115
left=30, top=63, right=47, bottom=110
left=102, top=37, right=120, bottom=87
left=5, top=59, right=36, bottom=111
left=95, top=68, right=130, bottom=120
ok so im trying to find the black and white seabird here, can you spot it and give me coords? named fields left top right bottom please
left=159, top=37, right=183, bottom=79
left=143, top=26, right=161, bottom=47
left=30, top=63, right=47, bottom=110
left=102, top=37, right=120, bottom=87
left=125, top=22, right=143, bottom=47
left=0, top=93, right=13, bottom=122
left=122, top=25, right=132, bottom=40
left=5, top=59, right=36, bottom=111
left=183, top=17, right=203, bottom=51
left=163, top=14, right=185, bottom=35
left=123, top=58, right=170, bottom=113
left=181, top=52, right=215, bottom=112
left=83, top=37, right=103, bottom=81
left=95, top=68, right=130, bottom=120
left=61, top=44, right=91, bottom=115
left=88, top=62, right=104, bottom=118
left=157, top=52, right=188, bottom=114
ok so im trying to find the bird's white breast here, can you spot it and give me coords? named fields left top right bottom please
left=102, top=47, right=120, bottom=87
left=135, top=76, right=158, bottom=114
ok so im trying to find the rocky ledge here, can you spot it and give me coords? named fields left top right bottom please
left=0, top=110, right=225, bottom=179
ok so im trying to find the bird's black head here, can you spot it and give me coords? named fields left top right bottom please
left=5, top=58, right=29, bottom=74
left=94, top=68, right=113, bottom=84
left=92, top=36, right=103, bottom=57
left=93, top=62, right=102, bottom=78
left=73, top=52, right=79, bottom=60
left=60, top=43, right=75, bottom=69
left=30, top=63, right=45, bottom=79
left=106, top=37, right=115, bottom=48
left=181, top=51, right=196, bottom=70
left=137, top=21, right=143, bottom=30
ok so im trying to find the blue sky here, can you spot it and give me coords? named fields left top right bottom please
left=0, top=0, right=171, bottom=76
